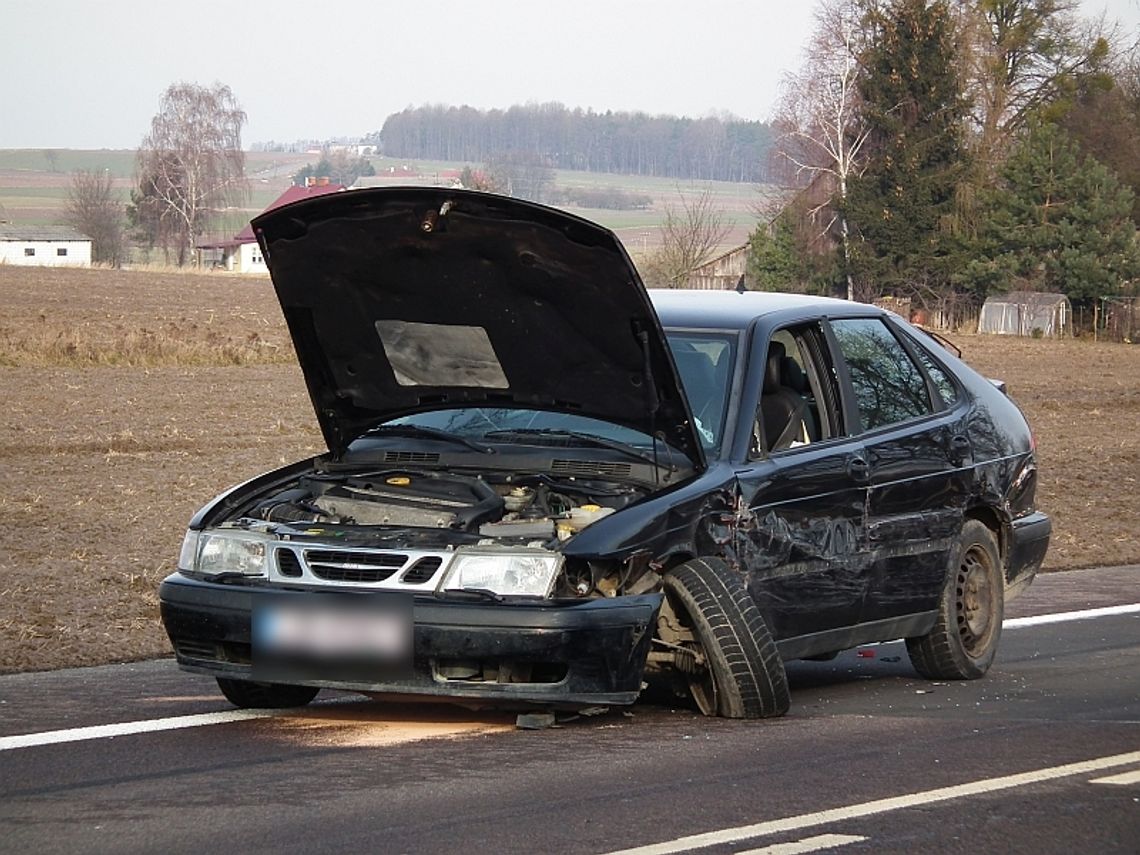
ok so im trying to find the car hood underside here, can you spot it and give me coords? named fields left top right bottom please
left=252, top=187, right=702, bottom=466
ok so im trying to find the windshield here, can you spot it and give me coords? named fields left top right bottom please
left=666, top=331, right=736, bottom=452
left=364, top=330, right=735, bottom=457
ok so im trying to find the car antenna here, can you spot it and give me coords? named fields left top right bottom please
left=735, top=274, right=748, bottom=294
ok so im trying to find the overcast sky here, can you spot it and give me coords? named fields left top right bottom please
left=3, top=0, right=1137, bottom=149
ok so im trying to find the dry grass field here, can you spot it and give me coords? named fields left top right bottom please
left=1, top=265, right=1137, bottom=673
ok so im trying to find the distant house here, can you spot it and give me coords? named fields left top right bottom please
left=198, top=179, right=345, bottom=273
left=688, top=244, right=749, bottom=290
left=0, top=225, right=92, bottom=267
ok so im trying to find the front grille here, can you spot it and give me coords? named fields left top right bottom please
left=401, top=556, right=443, bottom=584
left=276, top=548, right=303, bottom=577
left=551, top=459, right=632, bottom=478
left=305, top=549, right=405, bottom=583
left=268, top=546, right=451, bottom=588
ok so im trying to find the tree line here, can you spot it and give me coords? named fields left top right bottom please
left=369, top=104, right=774, bottom=183
left=748, top=0, right=1140, bottom=314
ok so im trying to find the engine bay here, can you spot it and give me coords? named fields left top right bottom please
left=245, top=468, right=647, bottom=545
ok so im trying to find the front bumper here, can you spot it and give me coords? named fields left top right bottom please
left=159, top=574, right=662, bottom=707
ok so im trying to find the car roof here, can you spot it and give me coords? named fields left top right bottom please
left=649, top=289, right=871, bottom=331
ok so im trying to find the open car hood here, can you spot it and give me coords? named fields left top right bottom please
left=253, top=187, right=703, bottom=468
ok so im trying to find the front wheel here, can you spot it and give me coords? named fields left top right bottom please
left=659, top=558, right=789, bottom=719
left=216, top=677, right=320, bottom=709
left=906, top=520, right=1004, bottom=680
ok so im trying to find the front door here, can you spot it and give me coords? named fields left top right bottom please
left=732, top=322, right=871, bottom=649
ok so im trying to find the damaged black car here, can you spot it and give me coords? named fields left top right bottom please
left=159, top=187, right=1051, bottom=718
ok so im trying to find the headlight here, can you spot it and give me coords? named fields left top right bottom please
left=185, top=530, right=269, bottom=578
left=439, top=548, right=562, bottom=598
left=177, top=530, right=200, bottom=572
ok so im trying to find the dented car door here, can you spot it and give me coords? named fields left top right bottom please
left=827, top=317, right=972, bottom=624
left=731, top=322, right=871, bottom=652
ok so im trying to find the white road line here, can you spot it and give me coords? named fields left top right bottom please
left=1089, top=769, right=1140, bottom=786
left=1003, top=603, right=1140, bottom=628
left=846, top=602, right=1140, bottom=650
left=602, top=750, right=1140, bottom=855
left=735, top=833, right=867, bottom=855
left=2, top=601, right=1136, bottom=753
left=0, top=709, right=278, bottom=752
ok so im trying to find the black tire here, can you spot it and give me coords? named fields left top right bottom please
left=661, top=558, right=790, bottom=719
left=216, top=677, right=320, bottom=709
left=906, top=520, right=1004, bottom=680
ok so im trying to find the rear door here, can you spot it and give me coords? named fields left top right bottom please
left=826, top=316, right=972, bottom=624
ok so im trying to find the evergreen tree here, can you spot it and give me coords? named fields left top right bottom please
left=747, top=218, right=804, bottom=292
left=963, top=121, right=1140, bottom=305
left=1058, top=67, right=1140, bottom=225
left=746, top=214, right=839, bottom=294
left=845, top=0, right=971, bottom=297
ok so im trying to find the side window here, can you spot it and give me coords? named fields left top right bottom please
left=830, top=318, right=934, bottom=432
left=751, top=322, right=840, bottom=457
left=910, top=342, right=958, bottom=407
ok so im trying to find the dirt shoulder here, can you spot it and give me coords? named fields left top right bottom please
left=1, top=267, right=1136, bottom=672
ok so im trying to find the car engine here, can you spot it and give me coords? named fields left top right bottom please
left=249, top=470, right=643, bottom=543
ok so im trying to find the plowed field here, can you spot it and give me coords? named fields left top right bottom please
left=1, top=266, right=1137, bottom=671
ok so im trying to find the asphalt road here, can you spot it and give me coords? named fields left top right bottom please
left=1, top=566, right=1136, bottom=855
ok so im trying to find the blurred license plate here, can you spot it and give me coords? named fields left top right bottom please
left=252, top=593, right=411, bottom=683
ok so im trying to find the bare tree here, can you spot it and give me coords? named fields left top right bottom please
left=42, top=149, right=60, bottom=173
left=642, top=188, right=732, bottom=288
left=772, top=0, right=873, bottom=300
left=135, top=82, right=248, bottom=265
left=958, top=0, right=1114, bottom=175
left=62, top=169, right=125, bottom=265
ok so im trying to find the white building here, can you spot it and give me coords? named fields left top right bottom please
left=0, top=225, right=92, bottom=267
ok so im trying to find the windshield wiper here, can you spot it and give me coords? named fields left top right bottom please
left=364, top=424, right=496, bottom=454
left=483, top=428, right=669, bottom=469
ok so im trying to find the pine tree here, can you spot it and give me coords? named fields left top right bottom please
left=964, top=121, right=1140, bottom=305
left=845, top=0, right=971, bottom=297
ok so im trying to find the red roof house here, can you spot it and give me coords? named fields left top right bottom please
left=199, top=178, right=345, bottom=273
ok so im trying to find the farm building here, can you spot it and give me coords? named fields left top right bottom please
left=688, top=244, right=749, bottom=290
left=0, top=225, right=92, bottom=267
left=197, top=179, right=345, bottom=273
left=977, top=291, right=1072, bottom=337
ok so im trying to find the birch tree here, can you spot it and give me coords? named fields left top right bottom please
left=772, top=0, right=873, bottom=300
left=135, top=83, right=247, bottom=265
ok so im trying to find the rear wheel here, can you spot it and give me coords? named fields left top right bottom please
left=906, top=520, right=1004, bottom=680
left=216, top=677, right=320, bottom=709
left=659, top=558, right=789, bottom=719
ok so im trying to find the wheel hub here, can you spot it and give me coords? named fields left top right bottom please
left=957, top=550, right=994, bottom=652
